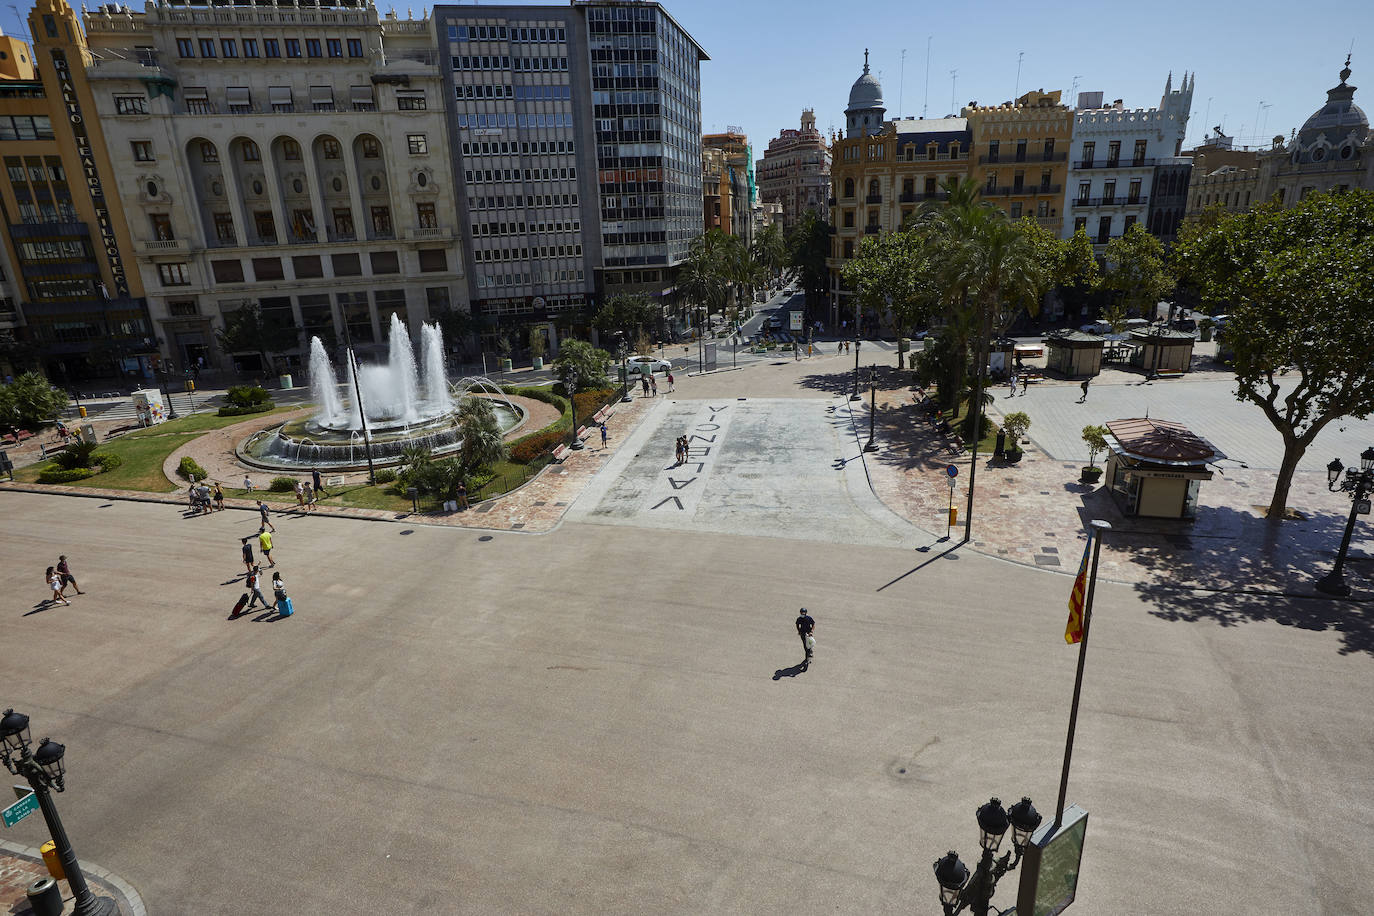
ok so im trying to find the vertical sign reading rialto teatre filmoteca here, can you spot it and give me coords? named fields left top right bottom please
left=51, top=49, right=129, bottom=298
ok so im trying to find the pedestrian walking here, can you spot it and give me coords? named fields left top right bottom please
left=240, top=536, right=255, bottom=574
left=271, top=571, right=289, bottom=611
left=56, top=555, right=84, bottom=595
left=795, top=607, right=815, bottom=669
left=46, top=566, right=69, bottom=606
left=1020, top=371, right=1030, bottom=395
left=312, top=466, right=328, bottom=497
left=213, top=482, right=225, bottom=511
left=600, top=422, right=608, bottom=449
left=256, top=499, right=276, bottom=532
left=650, top=374, right=658, bottom=396
left=243, top=473, right=254, bottom=492
left=667, top=372, right=675, bottom=392
left=304, top=482, right=316, bottom=512
left=457, top=480, right=468, bottom=510
left=293, top=479, right=305, bottom=509
left=1079, top=378, right=1090, bottom=403
left=245, top=565, right=270, bottom=611
left=641, top=374, right=650, bottom=397
left=1008, top=373, right=1017, bottom=397
left=258, top=527, right=275, bottom=567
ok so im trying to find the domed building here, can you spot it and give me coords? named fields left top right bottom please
left=845, top=50, right=886, bottom=139
left=1258, top=56, right=1374, bottom=205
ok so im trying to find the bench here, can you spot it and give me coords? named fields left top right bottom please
left=948, top=434, right=965, bottom=456
left=552, top=444, right=571, bottom=463
left=1154, top=369, right=1185, bottom=379
left=2, top=429, right=34, bottom=445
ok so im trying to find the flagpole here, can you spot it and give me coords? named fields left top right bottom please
left=1054, top=519, right=1111, bottom=832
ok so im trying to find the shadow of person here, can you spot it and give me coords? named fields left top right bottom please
left=772, top=661, right=807, bottom=680
left=24, top=601, right=59, bottom=617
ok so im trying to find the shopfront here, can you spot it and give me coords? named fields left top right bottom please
left=1103, top=418, right=1224, bottom=519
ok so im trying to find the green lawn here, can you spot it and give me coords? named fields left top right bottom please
left=17, top=405, right=301, bottom=492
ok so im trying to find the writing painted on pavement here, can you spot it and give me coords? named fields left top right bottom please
left=649, top=405, right=733, bottom=513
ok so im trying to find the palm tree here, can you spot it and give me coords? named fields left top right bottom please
left=456, top=397, right=507, bottom=472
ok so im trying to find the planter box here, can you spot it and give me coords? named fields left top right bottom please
left=531, top=357, right=544, bottom=370
left=1080, top=467, right=1103, bottom=483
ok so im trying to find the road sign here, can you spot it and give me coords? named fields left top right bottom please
left=946, top=464, right=959, bottom=477
left=12, top=785, right=29, bottom=800
left=2, top=790, right=38, bottom=828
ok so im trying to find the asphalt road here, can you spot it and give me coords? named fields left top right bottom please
left=1, top=491, right=1370, bottom=915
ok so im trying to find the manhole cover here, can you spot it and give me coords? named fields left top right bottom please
left=478, top=535, right=494, bottom=542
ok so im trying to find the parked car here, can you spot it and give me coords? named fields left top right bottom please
left=1079, top=321, right=1114, bottom=334
left=1170, top=317, right=1197, bottom=332
left=766, top=315, right=784, bottom=329
left=625, top=356, right=671, bottom=375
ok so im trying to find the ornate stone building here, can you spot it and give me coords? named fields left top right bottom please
left=702, top=130, right=752, bottom=242
left=756, top=109, right=829, bottom=230
left=1258, top=57, right=1372, bottom=206
left=84, top=0, right=465, bottom=373
left=963, top=89, right=1073, bottom=233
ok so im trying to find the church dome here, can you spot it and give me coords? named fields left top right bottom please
left=1297, top=57, right=1368, bottom=148
left=847, top=50, right=884, bottom=113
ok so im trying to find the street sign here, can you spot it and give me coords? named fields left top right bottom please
left=1357, top=498, right=1371, bottom=515
left=2, top=790, right=38, bottom=828
left=12, top=785, right=29, bottom=800
left=946, top=464, right=959, bottom=477
left=1017, top=804, right=1088, bottom=916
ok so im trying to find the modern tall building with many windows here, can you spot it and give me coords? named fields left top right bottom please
left=433, top=1, right=705, bottom=337
left=82, top=0, right=465, bottom=373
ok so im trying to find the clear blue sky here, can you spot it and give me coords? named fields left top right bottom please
left=4, top=0, right=1369, bottom=157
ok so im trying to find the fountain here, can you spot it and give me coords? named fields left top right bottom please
left=240, top=319, right=524, bottom=470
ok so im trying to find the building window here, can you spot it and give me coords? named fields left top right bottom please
left=416, top=202, right=437, bottom=228
left=322, top=139, right=341, bottom=159
left=407, top=134, right=428, bottom=155
left=221, top=39, right=237, bottom=58
left=243, top=39, right=258, bottom=58
left=186, top=93, right=213, bottom=114
left=418, top=249, right=447, bottom=272
left=985, top=171, right=997, bottom=192
left=987, top=140, right=999, bottom=163
left=285, top=39, right=302, bottom=58
left=332, top=209, right=354, bottom=239
left=1081, top=141, right=1095, bottom=166
left=149, top=213, right=173, bottom=240
left=1043, top=138, right=1055, bottom=160
left=1103, top=180, right=1116, bottom=204
left=842, top=239, right=854, bottom=259
left=333, top=253, right=362, bottom=277
left=371, top=207, right=392, bottom=236
left=114, top=95, right=148, bottom=115
left=370, top=251, right=400, bottom=274
left=291, top=209, right=317, bottom=241
left=361, top=138, right=380, bottom=159
left=176, top=37, right=194, bottom=57
left=396, top=90, right=426, bottom=111
left=1133, top=139, right=1147, bottom=166
left=158, top=262, right=191, bottom=286
left=1128, top=179, right=1142, bottom=203
left=1010, top=202, right=1022, bottom=218
left=200, top=142, right=218, bottom=162
left=213, top=212, right=235, bottom=243
left=131, top=140, right=154, bottom=162
left=264, top=38, right=280, bottom=58
left=327, top=38, right=342, bottom=58
left=842, top=210, right=854, bottom=228
left=292, top=255, right=323, bottom=279
left=198, top=38, right=216, bottom=58
left=1015, top=139, right=1027, bottom=162
left=283, top=139, right=301, bottom=160
left=252, top=258, right=285, bottom=282
left=842, top=177, right=854, bottom=198
left=306, top=39, right=322, bottom=58
left=1123, top=214, right=1137, bottom=231
left=1037, top=200, right=1050, bottom=218
left=1107, top=140, right=1121, bottom=165
left=347, top=38, right=364, bottom=58
left=168, top=300, right=198, bottom=317
left=253, top=211, right=275, bottom=242
left=1096, top=216, right=1111, bottom=244
left=269, top=86, right=294, bottom=113
left=211, top=260, right=243, bottom=283
left=1073, top=217, right=1087, bottom=234
left=241, top=141, right=260, bottom=162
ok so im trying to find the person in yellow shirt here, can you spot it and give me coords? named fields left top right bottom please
left=258, top=528, right=275, bottom=567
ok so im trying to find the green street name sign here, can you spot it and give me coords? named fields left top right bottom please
left=2, top=791, right=38, bottom=828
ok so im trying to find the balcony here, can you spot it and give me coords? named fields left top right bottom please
left=1071, top=196, right=1148, bottom=208
left=901, top=191, right=949, bottom=203
left=982, top=184, right=1062, bottom=198
left=406, top=226, right=451, bottom=240
left=326, top=228, right=357, bottom=243
left=864, top=224, right=880, bottom=234
left=136, top=238, right=188, bottom=255
left=865, top=194, right=883, bottom=204
left=1073, top=158, right=1155, bottom=170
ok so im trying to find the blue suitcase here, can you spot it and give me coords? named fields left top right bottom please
left=277, top=596, right=294, bottom=617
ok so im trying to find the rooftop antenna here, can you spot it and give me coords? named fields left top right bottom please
left=1202, top=97, right=1213, bottom=144
left=1014, top=50, right=1025, bottom=99
left=922, top=35, right=932, bottom=118
left=1258, top=101, right=1273, bottom=141
left=899, top=48, right=907, bottom=118
left=949, top=68, right=958, bottom=117
left=1071, top=75, right=1082, bottom=106
left=8, top=4, right=32, bottom=44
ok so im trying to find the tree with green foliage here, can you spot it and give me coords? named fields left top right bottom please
left=592, top=292, right=660, bottom=342
left=841, top=229, right=942, bottom=338
left=456, top=397, right=507, bottom=473
left=551, top=339, right=611, bottom=391
left=216, top=303, right=298, bottom=374
left=1081, top=424, right=1109, bottom=469
left=678, top=229, right=733, bottom=327
left=751, top=223, right=789, bottom=281
left=0, top=371, right=68, bottom=429
left=1173, top=189, right=1374, bottom=517
left=787, top=210, right=832, bottom=314
left=1100, top=223, right=1175, bottom=318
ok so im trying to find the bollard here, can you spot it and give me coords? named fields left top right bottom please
left=949, top=507, right=958, bottom=527
left=27, top=877, right=63, bottom=916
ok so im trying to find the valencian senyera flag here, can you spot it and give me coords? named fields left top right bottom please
left=1065, top=532, right=1093, bottom=644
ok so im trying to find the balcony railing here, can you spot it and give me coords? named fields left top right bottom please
left=1071, top=196, right=1148, bottom=208
left=979, top=151, right=1067, bottom=164
left=327, top=228, right=357, bottom=243
left=865, top=194, right=882, bottom=204
left=981, top=184, right=1062, bottom=197
left=136, top=238, right=188, bottom=255
left=900, top=191, right=949, bottom=203
left=406, top=226, right=450, bottom=240
left=1073, top=158, right=1155, bottom=170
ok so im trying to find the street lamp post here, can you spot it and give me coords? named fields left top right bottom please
left=617, top=341, right=632, bottom=403
left=1, top=709, right=117, bottom=916
left=933, top=796, right=1042, bottom=916
left=1315, top=446, right=1374, bottom=597
left=865, top=367, right=878, bottom=451
left=155, top=366, right=179, bottom=419
left=564, top=366, right=584, bottom=450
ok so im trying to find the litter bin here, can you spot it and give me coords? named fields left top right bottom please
left=78, top=405, right=87, bottom=418
left=278, top=374, right=293, bottom=390
left=27, top=877, right=63, bottom=916
left=40, top=840, right=65, bottom=880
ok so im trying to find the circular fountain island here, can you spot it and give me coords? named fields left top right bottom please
left=241, top=315, right=524, bottom=471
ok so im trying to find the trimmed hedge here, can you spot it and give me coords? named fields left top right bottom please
left=269, top=476, right=297, bottom=492
left=37, top=467, right=97, bottom=484
left=217, top=402, right=276, bottom=417
left=91, top=452, right=122, bottom=470
left=177, top=455, right=208, bottom=481
left=509, top=427, right=569, bottom=464
left=373, top=468, right=397, bottom=484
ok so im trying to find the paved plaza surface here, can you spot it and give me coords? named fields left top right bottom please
left=2, top=486, right=1373, bottom=915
